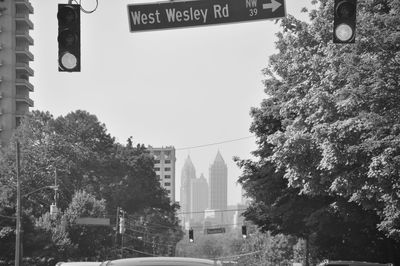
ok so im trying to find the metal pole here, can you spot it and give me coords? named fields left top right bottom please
left=15, top=142, right=21, bottom=266
left=115, top=207, right=120, bottom=250
left=121, top=210, right=125, bottom=258
left=54, top=168, right=58, bottom=206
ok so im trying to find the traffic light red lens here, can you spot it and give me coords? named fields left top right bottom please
left=58, top=6, right=78, bottom=25
left=336, top=1, right=355, bottom=18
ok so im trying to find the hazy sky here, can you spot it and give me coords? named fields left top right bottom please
left=30, top=0, right=314, bottom=205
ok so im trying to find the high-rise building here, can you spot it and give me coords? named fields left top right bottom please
left=180, top=155, right=196, bottom=228
left=0, top=0, right=34, bottom=147
left=209, top=151, right=228, bottom=224
left=148, top=146, right=176, bottom=203
left=190, top=173, right=208, bottom=223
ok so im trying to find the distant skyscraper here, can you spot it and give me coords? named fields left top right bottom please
left=209, top=151, right=228, bottom=224
left=0, top=0, right=34, bottom=147
left=180, top=155, right=196, bottom=227
left=191, top=173, right=209, bottom=223
left=148, top=146, right=176, bottom=203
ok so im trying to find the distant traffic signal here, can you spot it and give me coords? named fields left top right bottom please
left=58, top=4, right=81, bottom=72
left=333, top=0, right=357, bottom=43
left=189, top=229, right=194, bottom=242
left=241, top=225, right=247, bottom=239
left=167, top=245, right=173, bottom=256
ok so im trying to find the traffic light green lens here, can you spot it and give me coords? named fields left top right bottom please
left=335, top=23, right=353, bottom=41
left=60, top=52, right=78, bottom=70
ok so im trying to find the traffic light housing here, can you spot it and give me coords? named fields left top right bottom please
left=333, top=0, right=357, bottom=43
left=167, top=245, right=173, bottom=256
left=58, top=4, right=81, bottom=72
left=189, top=229, right=194, bottom=243
left=241, top=225, right=247, bottom=239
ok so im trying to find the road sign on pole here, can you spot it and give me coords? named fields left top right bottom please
left=205, top=227, right=226, bottom=234
left=127, top=0, right=286, bottom=32
left=76, top=217, right=110, bottom=226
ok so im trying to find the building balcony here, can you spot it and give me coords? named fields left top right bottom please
left=16, top=32, right=34, bottom=45
left=15, top=14, right=34, bottom=30
left=16, top=95, right=34, bottom=107
left=15, top=0, right=34, bottom=14
left=16, top=63, right=34, bottom=76
left=16, top=79, right=34, bottom=92
left=16, top=47, right=34, bottom=61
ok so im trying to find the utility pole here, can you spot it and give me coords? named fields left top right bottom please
left=15, top=142, right=21, bottom=266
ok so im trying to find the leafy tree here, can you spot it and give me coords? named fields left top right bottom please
left=237, top=0, right=400, bottom=263
left=0, top=110, right=183, bottom=263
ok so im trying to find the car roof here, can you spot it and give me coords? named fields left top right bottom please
left=56, top=262, right=102, bottom=266
left=102, top=257, right=219, bottom=266
left=318, top=260, right=392, bottom=266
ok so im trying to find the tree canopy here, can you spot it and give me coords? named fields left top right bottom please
left=237, top=0, right=400, bottom=263
left=0, top=110, right=182, bottom=264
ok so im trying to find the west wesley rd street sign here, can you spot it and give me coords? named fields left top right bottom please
left=127, top=0, right=286, bottom=32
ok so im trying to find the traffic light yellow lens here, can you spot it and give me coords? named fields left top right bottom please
left=335, top=23, right=353, bottom=41
left=60, top=52, right=78, bottom=70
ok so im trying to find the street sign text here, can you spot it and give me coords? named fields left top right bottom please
left=127, top=0, right=286, bottom=32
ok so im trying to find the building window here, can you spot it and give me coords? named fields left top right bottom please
left=165, top=160, right=171, bottom=164
left=154, top=167, right=160, bottom=171
left=164, top=182, right=171, bottom=186
left=155, top=160, right=160, bottom=164
left=166, top=190, right=171, bottom=194
left=165, top=175, right=171, bottom=179
left=164, top=167, right=171, bottom=171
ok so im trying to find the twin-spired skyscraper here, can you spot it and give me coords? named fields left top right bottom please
left=180, top=151, right=227, bottom=228
left=209, top=151, right=228, bottom=211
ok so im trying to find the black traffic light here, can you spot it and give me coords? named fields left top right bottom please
left=167, top=245, right=173, bottom=256
left=241, top=225, right=247, bottom=239
left=189, top=229, right=194, bottom=243
left=58, top=4, right=81, bottom=72
left=333, top=0, right=357, bottom=43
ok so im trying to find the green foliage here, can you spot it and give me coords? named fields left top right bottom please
left=237, top=0, right=400, bottom=263
left=0, top=110, right=183, bottom=262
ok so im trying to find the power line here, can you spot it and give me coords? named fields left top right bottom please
left=0, top=214, right=16, bottom=219
left=123, top=247, right=159, bottom=257
left=176, top=136, right=255, bottom=151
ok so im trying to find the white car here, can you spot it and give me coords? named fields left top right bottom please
left=317, top=260, right=393, bottom=266
left=56, top=257, right=221, bottom=266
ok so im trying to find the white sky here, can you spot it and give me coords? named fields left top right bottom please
left=30, top=0, right=314, bottom=205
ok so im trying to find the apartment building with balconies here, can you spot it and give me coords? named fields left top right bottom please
left=0, top=0, right=34, bottom=147
left=148, top=146, right=176, bottom=203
